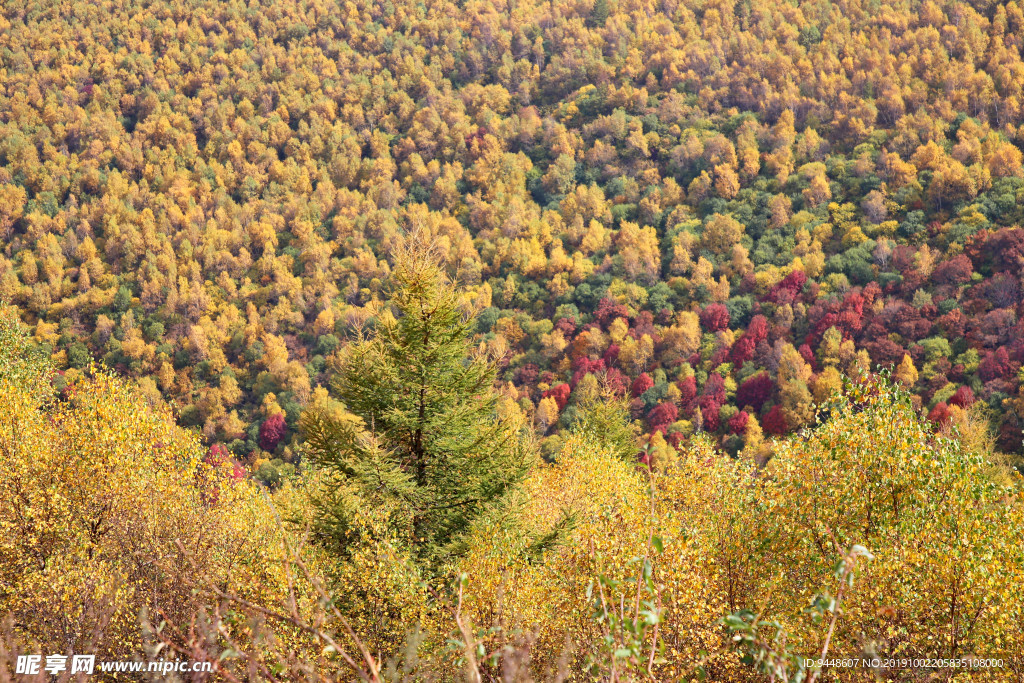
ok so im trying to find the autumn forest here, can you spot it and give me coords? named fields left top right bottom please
left=2, top=0, right=1024, bottom=677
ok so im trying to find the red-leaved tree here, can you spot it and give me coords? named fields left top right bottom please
left=259, top=413, right=287, bottom=451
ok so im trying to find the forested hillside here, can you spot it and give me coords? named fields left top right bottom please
left=3, top=272, right=1023, bottom=679
left=3, top=0, right=1024, bottom=482
left=6, top=0, right=1024, bottom=676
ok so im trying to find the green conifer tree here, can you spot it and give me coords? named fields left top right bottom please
left=301, top=256, right=533, bottom=568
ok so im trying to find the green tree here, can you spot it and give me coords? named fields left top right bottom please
left=569, top=383, right=640, bottom=461
left=301, top=257, right=533, bottom=568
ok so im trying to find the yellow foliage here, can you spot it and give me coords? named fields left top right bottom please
left=459, top=434, right=741, bottom=678
left=894, top=353, right=919, bottom=387
left=0, top=316, right=322, bottom=662
left=458, top=379, right=1024, bottom=679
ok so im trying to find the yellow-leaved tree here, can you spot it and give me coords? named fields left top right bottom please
left=0, top=307, right=336, bottom=674
left=453, top=375, right=1024, bottom=681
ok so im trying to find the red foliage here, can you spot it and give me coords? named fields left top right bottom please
left=935, top=309, right=967, bottom=339
left=648, top=402, right=678, bottom=433
left=204, top=444, right=245, bottom=484
left=811, top=286, right=868, bottom=344
left=997, top=414, right=1024, bottom=452
left=554, top=317, right=577, bottom=335
left=603, top=368, right=630, bottom=396
left=836, top=308, right=864, bottom=337
left=543, top=382, right=572, bottom=410
left=947, top=386, right=975, bottom=408
left=928, top=401, right=951, bottom=427
left=842, top=290, right=865, bottom=317
left=595, top=297, right=631, bottom=328
left=728, top=410, right=749, bottom=434
left=629, top=397, right=646, bottom=418
left=764, top=270, right=807, bottom=304
left=677, top=375, right=697, bottom=409
left=710, top=344, right=731, bottom=367
left=694, top=374, right=727, bottom=431
left=571, top=357, right=605, bottom=385
left=932, top=254, right=974, bottom=286
left=258, top=413, right=287, bottom=451
left=700, top=303, right=730, bottom=332
left=762, top=405, right=787, bottom=435
left=702, top=373, right=727, bottom=403
left=864, top=338, right=905, bottom=367
left=737, top=373, right=774, bottom=413
left=978, top=347, right=1012, bottom=382
left=207, top=443, right=231, bottom=464
left=602, top=343, right=620, bottom=364
left=632, top=311, right=657, bottom=338
left=698, top=395, right=721, bottom=432
left=807, top=291, right=865, bottom=345
left=974, top=308, right=1018, bottom=347
left=571, top=368, right=592, bottom=386
left=515, top=363, right=540, bottom=385
left=887, top=303, right=932, bottom=341
left=966, top=227, right=1024, bottom=273
left=808, top=309, right=840, bottom=344
left=984, top=273, right=1021, bottom=309
left=631, top=373, right=654, bottom=397
left=1012, top=328, right=1024, bottom=363
left=572, top=355, right=604, bottom=373
left=862, top=281, right=882, bottom=305
left=798, top=343, right=817, bottom=371
left=729, top=315, right=768, bottom=365
left=950, top=363, right=967, bottom=382
left=889, top=245, right=917, bottom=273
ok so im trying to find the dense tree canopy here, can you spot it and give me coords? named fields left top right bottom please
left=2, top=0, right=1024, bottom=483
left=4, top=0, right=1024, bottom=678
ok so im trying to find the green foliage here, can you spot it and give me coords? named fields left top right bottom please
left=2, top=0, right=1024, bottom=674
left=568, top=386, right=641, bottom=461
left=301, top=257, right=534, bottom=568
left=0, top=305, right=51, bottom=399
left=722, top=544, right=874, bottom=683
left=920, top=336, right=952, bottom=361
left=66, top=341, right=91, bottom=369
left=584, top=554, right=664, bottom=678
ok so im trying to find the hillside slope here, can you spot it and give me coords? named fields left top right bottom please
left=1, top=0, right=1023, bottom=477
